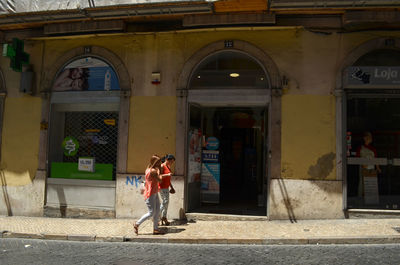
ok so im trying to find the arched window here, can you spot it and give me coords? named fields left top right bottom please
left=189, top=51, right=269, bottom=89
left=52, top=57, right=120, bottom=92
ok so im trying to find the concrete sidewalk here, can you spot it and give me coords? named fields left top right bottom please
left=1, top=215, right=400, bottom=245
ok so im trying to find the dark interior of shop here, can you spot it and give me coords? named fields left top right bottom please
left=189, top=106, right=267, bottom=216
left=347, top=97, right=400, bottom=209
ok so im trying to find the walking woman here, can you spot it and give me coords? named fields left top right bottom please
left=159, top=154, right=176, bottom=226
left=134, top=154, right=171, bottom=235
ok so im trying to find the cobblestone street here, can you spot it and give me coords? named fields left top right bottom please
left=1, top=238, right=400, bottom=265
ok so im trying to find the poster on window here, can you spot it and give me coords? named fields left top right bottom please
left=201, top=149, right=220, bottom=203
left=188, top=128, right=202, bottom=183
left=201, top=162, right=220, bottom=203
left=52, top=57, right=120, bottom=91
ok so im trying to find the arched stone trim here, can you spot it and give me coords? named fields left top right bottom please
left=336, top=37, right=400, bottom=90
left=38, top=45, right=130, bottom=174
left=335, top=37, right=400, bottom=209
left=177, top=40, right=281, bottom=90
left=41, top=46, right=131, bottom=93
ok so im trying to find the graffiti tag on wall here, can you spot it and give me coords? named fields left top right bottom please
left=126, top=175, right=143, bottom=188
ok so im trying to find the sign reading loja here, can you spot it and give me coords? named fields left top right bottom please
left=345, top=66, right=400, bottom=87
left=374, top=67, right=399, bottom=80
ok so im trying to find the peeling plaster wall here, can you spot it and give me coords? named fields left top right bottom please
left=281, top=95, right=336, bottom=180
left=269, top=178, right=343, bottom=220
left=272, top=29, right=340, bottom=219
left=0, top=170, right=45, bottom=216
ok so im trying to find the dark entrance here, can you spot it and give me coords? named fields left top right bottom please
left=220, top=128, right=258, bottom=203
left=185, top=50, right=271, bottom=216
left=187, top=106, right=267, bottom=216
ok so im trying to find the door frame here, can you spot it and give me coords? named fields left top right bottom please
left=186, top=103, right=204, bottom=212
left=176, top=40, right=282, bottom=218
left=185, top=89, right=271, bottom=215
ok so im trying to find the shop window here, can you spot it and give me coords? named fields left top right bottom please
left=347, top=97, right=400, bottom=209
left=346, top=49, right=400, bottom=210
left=48, top=57, right=120, bottom=181
left=189, top=51, right=268, bottom=89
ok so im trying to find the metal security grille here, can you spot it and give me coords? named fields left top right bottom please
left=63, top=111, right=118, bottom=177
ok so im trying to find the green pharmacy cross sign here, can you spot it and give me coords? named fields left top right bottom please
left=2, top=38, right=30, bottom=72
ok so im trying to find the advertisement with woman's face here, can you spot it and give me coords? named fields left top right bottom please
left=52, top=57, right=120, bottom=91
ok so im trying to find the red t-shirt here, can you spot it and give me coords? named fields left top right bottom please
left=143, top=168, right=159, bottom=199
left=159, top=163, right=171, bottom=190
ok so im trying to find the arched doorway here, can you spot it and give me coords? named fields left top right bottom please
left=343, top=47, right=400, bottom=211
left=185, top=50, right=271, bottom=216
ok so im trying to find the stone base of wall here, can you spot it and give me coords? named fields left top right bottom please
left=46, top=178, right=115, bottom=209
left=268, top=178, right=344, bottom=220
left=116, top=174, right=185, bottom=220
left=44, top=206, right=115, bottom=218
left=0, top=170, right=45, bottom=217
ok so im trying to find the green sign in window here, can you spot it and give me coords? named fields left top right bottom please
left=51, top=162, right=113, bottom=180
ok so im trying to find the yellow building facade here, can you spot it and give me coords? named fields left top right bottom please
left=1, top=1, right=400, bottom=219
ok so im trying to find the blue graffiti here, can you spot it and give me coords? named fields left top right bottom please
left=126, top=175, right=142, bottom=187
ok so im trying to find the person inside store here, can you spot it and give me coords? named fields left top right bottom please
left=159, top=154, right=176, bottom=226
left=133, top=154, right=172, bottom=235
left=356, top=131, right=381, bottom=197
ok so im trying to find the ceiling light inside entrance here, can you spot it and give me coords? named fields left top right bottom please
left=230, top=73, right=239, bottom=78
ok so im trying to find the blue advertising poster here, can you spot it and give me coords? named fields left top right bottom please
left=201, top=150, right=220, bottom=203
left=52, top=57, right=120, bottom=92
